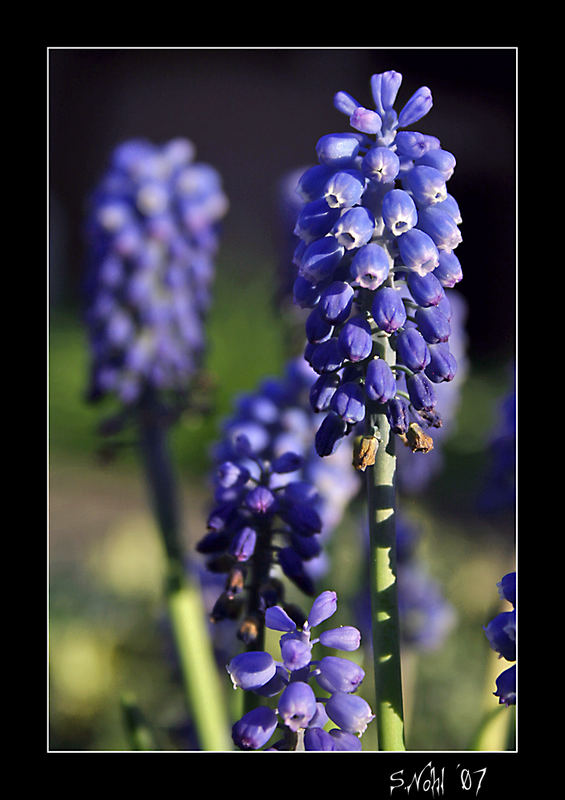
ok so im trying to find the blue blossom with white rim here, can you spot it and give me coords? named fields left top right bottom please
left=484, top=572, right=516, bottom=705
left=83, top=137, right=228, bottom=412
left=227, top=590, right=374, bottom=750
left=290, top=71, right=464, bottom=463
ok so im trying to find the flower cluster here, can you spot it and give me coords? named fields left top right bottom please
left=83, top=137, right=228, bottom=407
left=290, top=71, right=463, bottom=458
left=227, top=590, right=374, bottom=750
left=197, top=357, right=360, bottom=641
left=483, top=572, right=516, bottom=705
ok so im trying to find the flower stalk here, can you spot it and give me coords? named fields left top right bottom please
left=365, top=333, right=406, bottom=751
left=138, top=393, right=231, bottom=751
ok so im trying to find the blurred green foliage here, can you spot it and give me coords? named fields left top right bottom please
left=49, top=264, right=515, bottom=751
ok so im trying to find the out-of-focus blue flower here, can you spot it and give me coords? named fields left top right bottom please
left=199, top=357, right=360, bottom=644
left=484, top=571, right=516, bottom=706
left=284, top=72, right=463, bottom=459
left=229, top=590, right=374, bottom=750
left=83, top=137, right=228, bottom=407
left=479, top=366, right=516, bottom=513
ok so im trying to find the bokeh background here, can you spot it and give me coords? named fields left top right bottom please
left=48, top=47, right=516, bottom=751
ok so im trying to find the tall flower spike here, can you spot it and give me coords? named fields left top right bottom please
left=198, top=357, right=359, bottom=648
left=291, top=72, right=463, bottom=460
left=228, top=590, right=374, bottom=750
left=84, top=137, right=228, bottom=411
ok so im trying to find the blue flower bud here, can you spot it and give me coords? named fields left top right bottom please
left=333, top=90, right=361, bottom=116
left=386, top=396, right=410, bottom=434
left=293, top=275, right=321, bottom=308
left=315, top=411, right=348, bottom=456
left=349, top=242, right=390, bottom=290
left=319, top=281, right=354, bottom=324
left=232, top=705, right=278, bottom=750
left=415, top=306, right=451, bottom=343
left=309, top=338, right=345, bottom=374
left=328, top=729, right=363, bottom=751
left=265, top=605, right=297, bottom=632
left=227, top=651, right=277, bottom=690
left=381, top=188, right=418, bottom=236
left=406, top=271, right=445, bottom=307
left=294, top=197, right=341, bottom=242
left=319, top=625, right=361, bottom=651
left=397, top=228, right=440, bottom=276
left=338, top=316, right=374, bottom=362
left=404, top=165, right=447, bottom=206
left=380, top=70, right=403, bottom=110
left=304, top=727, right=335, bottom=751
left=310, top=702, right=330, bottom=730
left=325, top=691, right=375, bottom=734
left=494, top=665, right=516, bottom=706
left=362, top=146, right=400, bottom=184
left=424, top=342, right=457, bottom=382
left=316, top=656, right=365, bottom=693
left=306, top=305, right=334, bottom=344
left=484, top=610, right=516, bottom=661
left=297, top=163, right=335, bottom=201
left=323, top=169, right=366, bottom=209
left=316, top=133, right=362, bottom=165
left=365, top=357, right=397, bottom=403
left=417, top=206, right=463, bottom=252
left=371, top=286, right=407, bottom=333
left=497, top=572, right=516, bottom=608
left=272, top=451, right=304, bottom=473
left=299, top=235, right=345, bottom=285
left=350, top=106, right=383, bottom=134
left=309, top=372, right=341, bottom=412
left=330, top=381, right=366, bottom=424
left=331, top=206, right=376, bottom=250
left=398, top=86, right=433, bottom=127
left=280, top=635, right=313, bottom=672
left=436, top=193, right=462, bottom=224
left=415, top=148, right=456, bottom=180
left=278, top=501, right=323, bottom=536
left=308, top=590, right=338, bottom=627
left=406, top=372, right=437, bottom=410
left=278, top=681, right=318, bottom=732
left=230, top=526, right=257, bottom=562
left=278, top=547, right=315, bottom=595
left=290, top=531, right=322, bottom=560
left=433, top=250, right=463, bottom=287
left=245, top=485, right=276, bottom=514
left=396, top=327, right=431, bottom=372
left=394, top=131, right=441, bottom=160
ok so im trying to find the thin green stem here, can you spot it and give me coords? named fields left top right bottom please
left=138, top=395, right=231, bottom=751
left=365, top=335, right=406, bottom=751
left=120, top=692, right=157, bottom=750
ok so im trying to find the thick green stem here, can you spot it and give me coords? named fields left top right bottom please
left=138, top=397, right=231, bottom=751
left=365, top=336, right=406, bottom=751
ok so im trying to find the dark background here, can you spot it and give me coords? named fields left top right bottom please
left=49, top=47, right=516, bottom=363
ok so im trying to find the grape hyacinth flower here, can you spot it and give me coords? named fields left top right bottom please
left=81, top=137, right=231, bottom=750
left=484, top=572, right=516, bottom=706
left=228, top=590, right=374, bottom=750
left=291, top=72, right=463, bottom=462
left=198, top=357, right=359, bottom=650
left=291, top=71, right=465, bottom=751
left=84, top=137, right=228, bottom=413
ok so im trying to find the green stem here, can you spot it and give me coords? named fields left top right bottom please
left=138, top=395, right=231, bottom=751
left=365, top=335, right=406, bottom=751
left=120, top=692, right=157, bottom=750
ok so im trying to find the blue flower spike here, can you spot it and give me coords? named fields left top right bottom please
left=288, top=71, right=463, bottom=461
left=229, top=590, right=373, bottom=750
